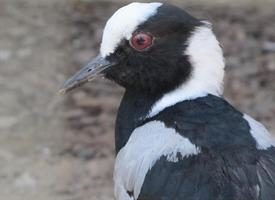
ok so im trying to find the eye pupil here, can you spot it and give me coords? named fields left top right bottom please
left=130, top=33, right=153, bottom=51
left=137, top=37, right=145, bottom=45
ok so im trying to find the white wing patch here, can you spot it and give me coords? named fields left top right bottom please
left=114, top=121, right=200, bottom=200
left=100, top=2, right=162, bottom=57
left=244, top=114, right=275, bottom=150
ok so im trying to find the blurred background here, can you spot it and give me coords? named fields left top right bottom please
left=0, top=0, right=274, bottom=199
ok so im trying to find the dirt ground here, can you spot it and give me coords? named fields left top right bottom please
left=0, top=0, right=274, bottom=200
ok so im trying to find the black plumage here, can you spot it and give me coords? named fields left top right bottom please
left=133, top=95, right=275, bottom=200
left=60, top=2, right=275, bottom=200
left=115, top=93, right=275, bottom=200
left=104, top=4, right=200, bottom=95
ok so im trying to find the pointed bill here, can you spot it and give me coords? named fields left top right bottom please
left=59, top=55, right=115, bottom=94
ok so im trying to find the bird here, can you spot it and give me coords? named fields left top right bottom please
left=60, top=2, right=275, bottom=200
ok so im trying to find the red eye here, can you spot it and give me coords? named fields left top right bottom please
left=130, top=32, right=153, bottom=51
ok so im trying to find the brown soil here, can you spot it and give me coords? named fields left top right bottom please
left=0, top=0, right=274, bottom=200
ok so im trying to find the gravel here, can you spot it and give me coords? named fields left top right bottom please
left=0, top=0, right=274, bottom=200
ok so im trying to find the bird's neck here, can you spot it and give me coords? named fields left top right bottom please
left=115, top=90, right=160, bottom=153
left=148, top=79, right=222, bottom=118
left=114, top=83, right=221, bottom=153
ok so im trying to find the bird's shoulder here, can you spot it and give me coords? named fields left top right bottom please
left=135, top=94, right=275, bottom=200
left=145, top=94, right=256, bottom=150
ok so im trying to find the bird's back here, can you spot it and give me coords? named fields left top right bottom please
left=115, top=94, right=275, bottom=200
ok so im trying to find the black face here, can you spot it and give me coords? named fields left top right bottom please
left=103, top=5, right=202, bottom=95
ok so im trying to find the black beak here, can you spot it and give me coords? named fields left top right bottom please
left=59, top=55, right=115, bottom=94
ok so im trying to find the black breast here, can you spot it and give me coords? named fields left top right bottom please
left=115, top=90, right=160, bottom=153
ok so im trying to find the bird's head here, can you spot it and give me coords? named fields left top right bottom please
left=60, top=2, right=224, bottom=98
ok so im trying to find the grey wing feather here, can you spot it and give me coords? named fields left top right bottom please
left=257, top=148, right=275, bottom=200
